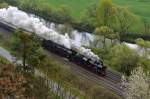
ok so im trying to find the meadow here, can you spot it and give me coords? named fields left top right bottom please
left=114, top=0, right=150, bottom=21
left=36, top=0, right=150, bottom=33
left=38, top=0, right=150, bottom=20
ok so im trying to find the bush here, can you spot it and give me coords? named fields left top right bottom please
left=0, top=2, right=9, bottom=8
left=0, top=56, right=10, bottom=65
left=106, top=44, right=139, bottom=75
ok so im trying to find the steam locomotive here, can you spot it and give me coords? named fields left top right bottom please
left=0, top=20, right=107, bottom=76
left=42, top=39, right=107, bottom=76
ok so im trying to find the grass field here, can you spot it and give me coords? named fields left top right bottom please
left=114, top=0, right=150, bottom=22
left=37, top=0, right=99, bottom=17
left=37, top=0, right=150, bottom=32
left=38, top=0, right=150, bottom=20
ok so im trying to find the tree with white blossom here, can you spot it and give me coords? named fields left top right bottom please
left=122, top=67, right=150, bottom=99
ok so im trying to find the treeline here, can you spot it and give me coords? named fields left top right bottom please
left=120, top=33, right=150, bottom=43
left=91, top=38, right=150, bottom=76
left=1, top=0, right=150, bottom=42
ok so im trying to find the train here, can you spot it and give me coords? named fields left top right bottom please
left=0, top=19, right=107, bottom=76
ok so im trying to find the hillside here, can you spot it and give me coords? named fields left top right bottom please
left=0, top=56, right=58, bottom=99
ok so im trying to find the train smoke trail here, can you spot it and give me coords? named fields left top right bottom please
left=29, top=13, right=94, bottom=47
left=71, top=31, right=94, bottom=46
left=0, top=6, right=99, bottom=61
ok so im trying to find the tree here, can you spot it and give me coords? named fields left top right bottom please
left=27, top=33, right=46, bottom=68
left=143, top=19, right=150, bottom=34
left=0, top=63, right=54, bottom=99
left=137, top=56, right=150, bottom=72
left=11, top=29, right=44, bottom=71
left=107, top=32, right=120, bottom=46
left=96, top=0, right=137, bottom=33
left=82, top=3, right=97, bottom=19
left=115, top=6, right=137, bottom=33
left=0, top=2, right=9, bottom=8
left=135, top=38, right=150, bottom=71
left=80, top=3, right=97, bottom=31
left=122, top=67, right=150, bottom=99
left=34, top=2, right=53, bottom=19
left=107, top=44, right=139, bottom=75
left=135, top=38, right=150, bottom=57
left=17, top=0, right=36, bottom=11
left=2, top=0, right=17, bottom=5
left=57, top=5, right=72, bottom=23
left=11, top=29, right=32, bottom=68
left=0, top=64, right=33, bottom=98
left=94, top=26, right=117, bottom=47
left=96, top=0, right=115, bottom=26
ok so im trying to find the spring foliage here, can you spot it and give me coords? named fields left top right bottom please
left=106, top=44, right=139, bottom=75
left=122, top=67, right=150, bottom=99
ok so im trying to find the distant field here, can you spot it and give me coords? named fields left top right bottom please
left=113, top=0, right=150, bottom=22
left=37, top=0, right=150, bottom=32
left=37, top=0, right=99, bottom=17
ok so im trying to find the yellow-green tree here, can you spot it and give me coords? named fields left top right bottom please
left=57, top=5, right=72, bottom=23
left=107, top=44, right=139, bottom=75
left=11, top=29, right=32, bottom=67
left=11, top=29, right=44, bottom=71
left=115, top=6, right=137, bottom=33
left=96, top=0, right=115, bottom=26
left=0, top=2, right=8, bottom=8
left=135, top=38, right=150, bottom=71
left=94, top=26, right=118, bottom=47
left=135, top=38, right=150, bottom=57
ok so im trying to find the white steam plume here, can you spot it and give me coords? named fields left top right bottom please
left=0, top=6, right=100, bottom=61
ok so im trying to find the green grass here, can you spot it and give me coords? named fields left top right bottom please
left=113, top=0, right=150, bottom=21
left=37, top=0, right=150, bottom=20
left=36, top=0, right=150, bottom=32
left=38, top=0, right=99, bottom=18
left=113, top=0, right=150, bottom=32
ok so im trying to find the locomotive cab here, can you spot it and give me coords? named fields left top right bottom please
left=95, top=61, right=107, bottom=76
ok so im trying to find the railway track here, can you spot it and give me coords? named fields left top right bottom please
left=0, top=26, right=124, bottom=98
left=45, top=51, right=124, bottom=97
left=106, top=70, right=122, bottom=83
